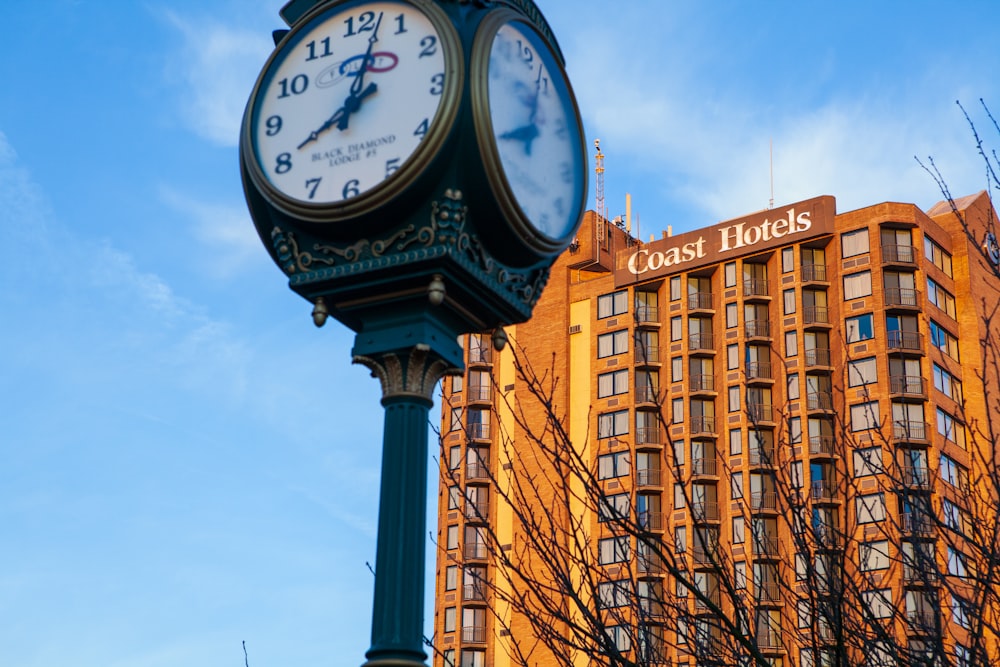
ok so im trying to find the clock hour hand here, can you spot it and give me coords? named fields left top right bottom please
left=500, top=124, right=539, bottom=155
left=297, top=80, right=378, bottom=149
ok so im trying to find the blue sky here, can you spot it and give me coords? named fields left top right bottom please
left=1, top=1, right=999, bottom=666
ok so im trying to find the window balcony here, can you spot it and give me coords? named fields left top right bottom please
left=688, top=291, right=714, bottom=311
left=883, top=244, right=918, bottom=266
left=688, top=332, right=716, bottom=353
left=637, top=426, right=663, bottom=446
left=902, top=466, right=933, bottom=491
left=900, top=512, right=935, bottom=537
left=467, top=384, right=492, bottom=403
left=635, top=385, right=660, bottom=404
left=743, top=278, right=770, bottom=298
left=891, top=420, right=929, bottom=444
left=753, top=536, right=781, bottom=558
left=890, top=375, right=926, bottom=399
left=689, top=373, right=716, bottom=393
left=810, top=480, right=838, bottom=503
left=746, top=402, right=774, bottom=424
left=468, top=423, right=491, bottom=441
left=803, top=306, right=831, bottom=326
left=638, top=511, right=666, bottom=532
left=804, top=348, right=832, bottom=368
left=905, top=611, right=938, bottom=634
left=690, top=415, right=716, bottom=436
left=636, top=467, right=662, bottom=487
left=465, top=501, right=489, bottom=521
left=469, top=347, right=492, bottom=365
left=745, top=319, right=771, bottom=339
left=806, top=391, right=834, bottom=412
left=691, top=501, right=720, bottom=522
left=887, top=330, right=924, bottom=353
left=638, top=553, right=666, bottom=575
left=749, top=448, right=776, bottom=468
left=809, top=435, right=837, bottom=457
left=746, top=361, right=773, bottom=381
left=801, top=263, right=828, bottom=283
left=694, top=589, right=722, bottom=611
left=751, top=492, right=777, bottom=512
left=692, top=545, right=720, bottom=566
left=755, top=581, right=782, bottom=604
left=462, top=625, right=487, bottom=643
left=691, top=457, right=717, bottom=476
left=755, top=628, right=783, bottom=650
left=464, top=542, right=488, bottom=560
left=463, top=584, right=486, bottom=602
left=465, top=462, right=490, bottom=483
left=635, top=347, right=661, bottom=365
left=885, top=287, right=921, bottom=309
left=635, top=305, right=660, bottom=324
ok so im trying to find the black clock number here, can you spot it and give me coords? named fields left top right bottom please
left=554, top=197, right=566, bottom=216
left=275, top=153, right=292, bottom=174
left=343, top=179, right=361, bottom=199
left=305, top=37, right=332, bottom=61
left=419, top=35, right=437, bottom=58
left=553, top=118, right=568, bottom=140
left=394, top=13, right=407, bottom=34
left=385, top=158, right=401, bottom=178
left=344, top=11, right=377, bottom=37
left=265, top=115, right=283, bottom=136
left=429, top=73, right=444, bottom=95
left=277, top=74, right=309, bottom=99
left=517, top=40, right=534, bottom=67
left=305, top=178, right=322, bottom=199
left=414, top=118, right=429, bottom=138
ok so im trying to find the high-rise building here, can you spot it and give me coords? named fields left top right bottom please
left=432, top=191, right=1000, bottom=667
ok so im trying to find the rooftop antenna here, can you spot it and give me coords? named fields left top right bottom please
left=595, top=139, right=606, bottom=242
left=769, top=138, right=775, bottom=210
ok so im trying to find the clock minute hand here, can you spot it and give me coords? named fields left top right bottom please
left=500, top=124, right=539, bottom=155
left=297, top=107, right=348, bottom=150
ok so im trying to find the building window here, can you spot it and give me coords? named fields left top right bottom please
left=671, top=440, right=685, bottom=467
left=598, top=451, right=631, bottom=479
left=671, top=356, right=683, bottom=382
left=936, top=407, right=965, bottom=448
left=598, top=580, right=631, bottom=609
left=853, top=446, right=882, bottom=477
left=787, top=373, right=800, bottom=400
left=674, top=483, right=686, bottom=509
left=782, top=246, right=795, bottom=273
left=842, top=228, right=870, bottom=257
left=789, top=461, right=803, bottom=489
left=451, top=375, right=463, bottom=393
left=785, top=330, right=798, bottom=357
left=672, top=398, right=684, bottom=424
left=670, top=276, right=682, bottom=301
left=846, top=313, right=874, bottom=342
left=442, top=649, right=455, bottom=667
left=930, top=320, right=960, bottom=361
left=864, top=589, right=893, bottom=618
left=850, top=401, right=880, bottom=432
left=675, top=525, right=687, bottom=552
left=940, top=454, right=969, bottom=489
left=449, top=446, right=462, bottom=470
left=732, top=516, right=745, bottom=544
left=847, top=356, right=878, bottom=387
left=670, top=316, right=683, bottom=341
left=731, top=472, right=744, bottom=499
left=727, top=344, right=739, bottom=370
left=605, top=625, right=632, bottom=652
left=597, top=290, right=628, bottom=319
left=726, top=302, right=738, bottom=328
left=856, top=493, right=886, bottom=523
left=788, top=416, right=802, bottom=444
left=843, top=271, right=872, bottom=300
left=444, top=607, right=456, bottom=633
left=948, top=547, right=969, bottom=577
left=933, top=363, right=962, bottom=401
left=729, top=429, right=742, bottom=455
left=598, top=493, right=630, bottom=522
left=448, top=486, right=461, bottom=510
left=597, top=329, right=629, bottom=358
left=924, top=235, right=953, bottom=277
left=597, top=410, right=629, bottom=439
left=927, top=277, right=956, bottom=319
left=783, top=288, right=797, bottom=314
left=724, top=261, right=737, bottom=287
left=728, top=386, right=740, bottom=412
left=450, top=408, right=463, bottom=432
left=735, top=561, right=747, bottom=589
left=598, top=369, right=629, bottom=398
left=460, top=650, right=484, bottom=667
left=859, top=541, right=890, bottom=571
left=599, top=536, right=630, bottom=565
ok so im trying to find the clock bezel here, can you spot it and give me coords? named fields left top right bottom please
left=470, top=8, right=587, bottom=256
left=241, top=0, right=464, bottom=223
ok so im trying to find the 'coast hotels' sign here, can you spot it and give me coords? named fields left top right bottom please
left=614, top=195, right=836, bottom=287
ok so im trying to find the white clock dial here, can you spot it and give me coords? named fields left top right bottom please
left=486, top=20, right=585, bottom=242
left=249, top=0, right=450, bottom=207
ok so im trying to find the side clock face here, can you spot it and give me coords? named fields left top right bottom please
left=480, top=17, right=586, bottom=248
left=245, top=0, right=459, bottom=218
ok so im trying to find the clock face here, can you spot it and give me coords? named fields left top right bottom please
left=485, top=20, right=585, bottom=243
left=247, top=0, right=454, bottom=210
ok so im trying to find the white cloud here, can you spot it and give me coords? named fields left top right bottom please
left=160, top=9, right=273, bottom=147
